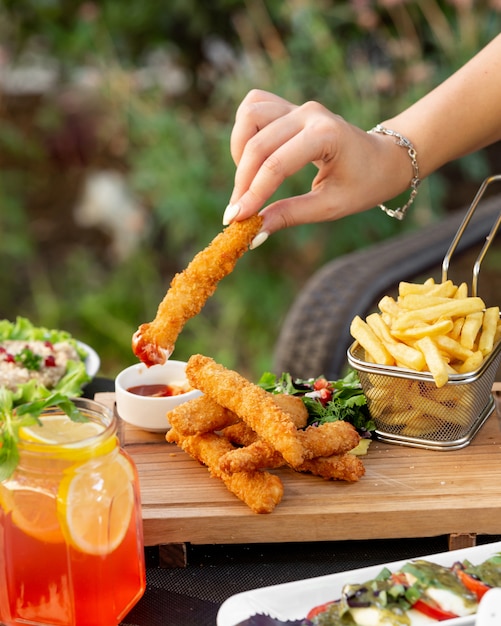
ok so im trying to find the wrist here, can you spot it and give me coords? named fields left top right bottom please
left=367, top=124, right=421, bottom=220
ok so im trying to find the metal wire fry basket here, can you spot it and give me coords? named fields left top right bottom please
left=347, top=175, right=501, bottom=450
left=348, top=341, right=501, bottom=449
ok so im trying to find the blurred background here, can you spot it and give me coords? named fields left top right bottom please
left=1, top=0, right=500, bottom=381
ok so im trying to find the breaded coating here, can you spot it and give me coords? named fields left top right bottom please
left=221, top=421, right=257, bottom=446
left=186, top=354, right=305, bottom=468
left=220, top=422, right=360, bottom=473
left=219, top=439, right=284, bottom=473
left=133, top=215, right=263, bottom=366
left=298, top=454, right=365, bottom=482
left=221, top=394, right=308, bottom=445
left=299, top=421, right=361, bottom=459
left=272, top=393, right=308, bottom=429
left=166, top=395, right=239, bottom=435
left=164, top=355, right=367, bottom=511
left=166, top=428, right=283, bottom=514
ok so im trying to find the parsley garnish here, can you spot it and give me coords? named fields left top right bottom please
left=14, top=347, right=43, bottom=371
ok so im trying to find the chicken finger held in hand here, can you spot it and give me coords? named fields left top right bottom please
left=133, top=215, right=263, bottom=366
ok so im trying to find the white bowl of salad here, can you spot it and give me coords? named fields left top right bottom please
left=0, top=317, right=100, bottom=479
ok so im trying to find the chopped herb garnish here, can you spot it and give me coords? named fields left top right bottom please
left=14, top=347, right=43, bottom=371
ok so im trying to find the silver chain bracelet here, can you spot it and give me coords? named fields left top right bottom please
left=367, top=124, right=421, bottom=221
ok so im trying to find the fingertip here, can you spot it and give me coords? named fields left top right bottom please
left=222, top=203, right=241, bottom=226
left=249, top=230, right=269, bottom=250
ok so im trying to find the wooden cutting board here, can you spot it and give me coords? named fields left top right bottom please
left=97, top=387, right=501, bottom=552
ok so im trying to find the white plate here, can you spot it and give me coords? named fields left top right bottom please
left=217, top=541, right=501, bottom=626
left=77, top=341, right=100, bottom=378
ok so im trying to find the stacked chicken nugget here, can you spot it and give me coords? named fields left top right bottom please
left=166, top=354, right=365, bottom=514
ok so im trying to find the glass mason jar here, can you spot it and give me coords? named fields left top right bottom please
left=0, top=398, right=146, bottom=626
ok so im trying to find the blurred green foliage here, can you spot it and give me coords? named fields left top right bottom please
left=0, top=0, right=500, bottom=379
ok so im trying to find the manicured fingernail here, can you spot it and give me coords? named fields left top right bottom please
left=222, top=203, right=240, bottom=225
left=250, top=230, right=269, bottom=250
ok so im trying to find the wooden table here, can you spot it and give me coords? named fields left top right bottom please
left=97, top=385, right=501, bottom=562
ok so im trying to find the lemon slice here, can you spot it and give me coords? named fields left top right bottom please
left=57, top=453, right=135, bottom=556
left=19, top=414, right=105, bottom=445
left=0, top=484, right=64, bottom=544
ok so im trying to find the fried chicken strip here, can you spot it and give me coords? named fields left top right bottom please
left=219, top=441, right=364, bottom=480
left=166, top=392, right=307, bottom=437
left=221, top=421, right=257, bottom=446
left=167, top=395, right=240, bottom=435
left=219, top=422, right=360, bottom=473
left=133, top=215, right=263, bottom=366
left=219, top=439, right=284, bottom=473
left=298, top=454, right=365, bottom=482
left=186, top=354, right=305, bottom=467
left=299, top=421, right=360, bottom=460
left=166, top=427, right=283, bottom=514
left=272, top=394, right=308, bottom=429
left=219, top=437, right=364, bottom=480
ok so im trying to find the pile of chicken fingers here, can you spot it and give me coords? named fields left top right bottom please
left=166, top=354, right=365, bottom=514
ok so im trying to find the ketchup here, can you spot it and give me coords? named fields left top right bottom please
left=127, top=384, right=176, bottom=397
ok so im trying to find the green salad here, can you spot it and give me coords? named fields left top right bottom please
left=0, top=317, right=91, bottom=479
left=258, top=369, right=374, bottom=453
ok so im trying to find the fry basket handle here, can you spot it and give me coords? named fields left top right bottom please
left=441, top=174, right=501, bottom=296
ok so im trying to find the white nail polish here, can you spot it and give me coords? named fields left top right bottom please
left=222, top=203, right=240, bottom=226
left=250, top=231, right=269, bottom=250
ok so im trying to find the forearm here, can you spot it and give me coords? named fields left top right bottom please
left=383, top=33, right=501, bottom=179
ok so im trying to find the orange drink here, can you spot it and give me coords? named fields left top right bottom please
left=0, top=398, right=146, bottom=625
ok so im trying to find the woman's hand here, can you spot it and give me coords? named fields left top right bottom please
left=223, top=89, right=411, bottom=246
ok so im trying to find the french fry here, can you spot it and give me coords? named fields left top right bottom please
left=391, top=318, right=454, bottom=341
left=454, top=282, right=468, bottom=299
left=495, top=322, right=501, bottom=344
left=398, top=295, right=452, bottom=310
left=375, top=410, right=413, bottom=427
left=384, top=342, right=426, bottom=371
left=366, top=313, right=397, bottom=345
left=366, top=373, right=395, bottom=388
left=378, top=408, right=424, bottom=428
left=449, top=317, right=465, bottom=341
left=365, top=386, right=393, bottom=403
left=420, top=383, right=461, bottom=406
left=460, top=311, right=484, bottom=350
left=350, top=316, right=394, bottom=366
left=399, top=413, right=439, bottom=437
left=434, top=335, right=474, bottom=363
left=392, top=297, right=485, bottom=330
left=457, top=350, right=484, bottom=374
left=413, top=393, right=469, bottom=426
left=415, top=336, right=449, bottom=388
left=397, top=278, right=435, bottom=296
left=378, top=295, right=401, bottom=318
left=398, top=279, right=456, bottom=298
left=478, top=306, right=500, bottom=356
